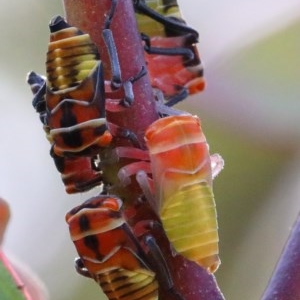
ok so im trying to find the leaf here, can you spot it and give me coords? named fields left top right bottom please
left=0, top=256, right=25, bottom=300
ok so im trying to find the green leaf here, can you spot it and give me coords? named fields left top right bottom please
left=0, top=258, right=26, bottom=300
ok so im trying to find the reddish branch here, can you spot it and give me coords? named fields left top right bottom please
left=0, top=199, right=33, bottom=300
left=63, top=1, right=224, bottom=299
left=262, top=214, right=300, bottom=300
left=64, top=0, right=158, bottom=142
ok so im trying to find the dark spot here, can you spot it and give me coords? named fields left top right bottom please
left=59, top=103, right=83, bottom=148
left=79, top=214, right=90, bottom=231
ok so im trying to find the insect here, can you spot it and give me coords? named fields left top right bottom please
left=46, top=15, right=112, bottom=157
left=134, top=0, right=205, bottom=106
left=142, top=114, right=221, bottom=273
left=27, top=71, right=103, bottom=194
left=66, top=195, right=159, bottom=300
left=28, top=1, right=149, bottom=192
left=46, top=0, right=149, bottom=155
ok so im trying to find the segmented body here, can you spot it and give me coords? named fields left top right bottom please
left=28, top=4, right=220, bottom=300
left=50, top=150, right=102, bottom=194
left=46, top=16, right=112, bottom=157
left=66, top=196, right=158, bottom=300
left=134, top=0, right=205, bottom=105
left=145, top=115, right=220, bottom=273
left=29, top=10, right=147, bottom=193
left=135, top=0, right=183, bottom=37
left=27, top=71, right=103, bottom=194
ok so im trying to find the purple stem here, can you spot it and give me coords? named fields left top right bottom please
left=262, top=214, right=300, bottom=300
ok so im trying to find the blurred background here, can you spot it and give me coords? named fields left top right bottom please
left=0, top=0, right=299, bottom=299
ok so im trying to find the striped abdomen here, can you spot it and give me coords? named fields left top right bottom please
left=66, top=196, right=158, bottom=300
left=145, top=115, right=220, bottom=273
left=45, top=16, right=112, bottom=156
left=46, top=15, right=100, bottom=93
left=27, top=71, right=103, bottom=194
left=135, top=0, right=182, bottom=38
left=134, top=0, right=205, bottom=102
left=144, top=36, right=204, bottom=99
left=161, top=183, right=219, bottom=273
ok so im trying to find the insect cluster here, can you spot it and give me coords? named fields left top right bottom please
left=27, top=0, right=223, bottom=299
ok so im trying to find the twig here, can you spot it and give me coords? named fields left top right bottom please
left=262, top=214, right=300, bottom=300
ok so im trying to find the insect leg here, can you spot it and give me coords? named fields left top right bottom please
left=102, top=0, right=122, bottom=90
left=27, top=71, right=45, bottom=103
left=74, top=257, right=92, bottom=278
left=118, top=161, right=152, bottom=186
left=151, top=89, right=188, bottom=115
left=136, top=170, right=156, bottom=210
left=27, top=71, right=47, bottom=123
left=133, top=0, right=198, bottom=39
left=163, top=89, right=189, bottom=107
left=121, top=66, right=147, bottom=107
left=106, top=121, right=142, bottom=148
left=103, top=0, right=147, bottom=107
left=141, top=33, right=194, bottom=60
left=210, top=153, right=225, bottom=179
left=144, top=235, right=185, bottom=300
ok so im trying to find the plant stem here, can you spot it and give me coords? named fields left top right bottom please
left=62, top=1, right=224, bottom=299
left=63, top=0, right=158, bottom=144
left=262, top=214, right=300, bottom=300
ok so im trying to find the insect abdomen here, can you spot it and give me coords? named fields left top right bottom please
left=99, top=268, right=158, bottom=300
left=161, top=183, right=219, bottom=273
left=46, top=16, right=100, bottom=93
left=45, top=16, right=112, bottom=157
left=66, top=196, right=159, bottom=300
left=145, top=115, right=220, bottom=273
